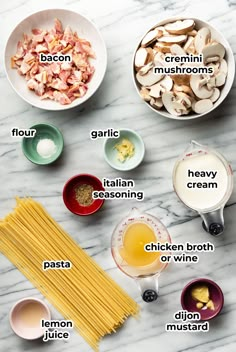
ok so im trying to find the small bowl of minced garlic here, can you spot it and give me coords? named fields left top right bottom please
left=181, top=278, right=224, bottom=320
left=104, top=129, right=145, bottom=171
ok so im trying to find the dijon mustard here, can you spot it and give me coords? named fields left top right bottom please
left=191, top=284, right=215, bottom=311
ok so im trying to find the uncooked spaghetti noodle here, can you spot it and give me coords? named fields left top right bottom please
left=0, top=198, right=139, bottom=350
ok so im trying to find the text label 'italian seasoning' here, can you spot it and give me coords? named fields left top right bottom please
left=92, top=177, right=144, bottom=201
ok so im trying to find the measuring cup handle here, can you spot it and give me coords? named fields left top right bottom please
left=201, top=208, right=224, bottom=236
left=135, top=276, right=159, bottom=303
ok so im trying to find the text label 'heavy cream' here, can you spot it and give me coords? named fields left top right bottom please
left=174, top=153, right=229, bottom=210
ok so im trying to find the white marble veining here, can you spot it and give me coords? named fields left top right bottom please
left=0, top=0, right=236, bottom=351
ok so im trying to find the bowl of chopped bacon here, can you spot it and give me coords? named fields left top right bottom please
left=4, top=9, right=107, bottom=110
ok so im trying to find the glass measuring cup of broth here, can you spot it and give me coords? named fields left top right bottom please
left=111, top=208, right=171, bottom=303
left=173, top=141, right=234, bottom=236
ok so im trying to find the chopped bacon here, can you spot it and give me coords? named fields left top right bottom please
left=20, top=61, right=32, bottom=74
left=59, top=70, right=71, bottom=83
left=15, top=41, right=25, bottom=58
left=40, top=89, right=54, bottom=100
left=53, top=91, right=71, bottom=105
left=32, top=28, right=43, bottom=35
left=54, top=18, right=63, bottom=34
left=35, top=44, right=48, bottom=53
left=49, top=78, right=68, bottom=91
left=11, top=18, right=95, bottom=105
left=63, top=26, right=74, bottom=45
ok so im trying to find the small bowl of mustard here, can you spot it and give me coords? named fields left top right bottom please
left=104, top=128, right=145, bottom=171
left=181, top=278, right=224, bottom=320
left=63, top=174, right=105, bottom=216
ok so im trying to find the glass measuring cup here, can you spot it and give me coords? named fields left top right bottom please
left=111, top=208, right=171, bottom=303
left=173, top=141, right=234, bottom=236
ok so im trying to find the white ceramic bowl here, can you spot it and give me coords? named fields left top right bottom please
left=9, top=297, right=51, bottom=340
left=132, top=17, right=235, bottom=120
left=4, top=9, right=107, bottom=111
left=104, top=129, right=145, bottom=171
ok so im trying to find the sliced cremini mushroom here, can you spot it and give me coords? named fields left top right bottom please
left=184, top=36, right=195, bottom=54
left=172, top=100, right=187, bottom=111
left=154, top=52, right=166, bottom=65
left=145, top=47, right=155, bottom=63
left=134, top=47, right=149, bottom=69
left=159, top=75, right=173, bottom=91
left=164, top=19, right=195, bottom=35
left=141, top=28, right=163, bottom=47
left=139, top=62, right=153, bottom=75
left=207, top=62, right=220, bottom=75
left=210, top=88, right=220, bottom=102
left=154, top=42, right=172, bottom=53
left=147, top=75, right=173, bottom=98
left=187, top=29, right=198, bottom=37
left=162, top=91, right=181, bottom=116
left=140, top=87, right=151, bottom=101
left=147, top=83, right=162, bottom=98
left=202, top=42, right=225, bottom=62
left=170, top=44, right=186, bottom=56
left=175, top=91, right=193, bottom=109
left=171, top=74, right=190, bottom=86
left=192, top=99, right=213, bottom=113
left=219, top=59, right=228, bottom=75
left=158, top=34, right=187, bottom=44
left=155, top=26, right=170, bottom=36
left=136, top=68, right=164, bottom=86
left=206, top=77, right=216, bottom=90
left=173, top=84, right=195, bottom=98
left=190, top=74, right=213, bottom=99
left=194, top=27, right=211, bottom=53
left=154, top=52, right=174, bottom=68
left=150, top=97, right=163, bottom=109
left=205, top=56, right=220, bottom=63
left=215, top=72, right=226, bottom=86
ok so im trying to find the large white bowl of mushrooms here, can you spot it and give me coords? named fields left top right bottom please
left=133, top=17, right=235, bottom=120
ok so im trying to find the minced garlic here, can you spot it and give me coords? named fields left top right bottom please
left=114, top=139, right=135, bottom=162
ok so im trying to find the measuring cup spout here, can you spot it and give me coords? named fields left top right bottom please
left=201, top=207, right=224, bottom=236
left=135, top=276, right=159, bottom=303
left=185, top=140, right=203, bottom=154
left=128, top=207, right=141, bottom=218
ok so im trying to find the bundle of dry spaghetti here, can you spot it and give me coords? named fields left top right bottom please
left=0, top=198, right=139, bottom=350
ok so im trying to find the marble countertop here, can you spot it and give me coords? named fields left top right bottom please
left=0, top=0, right=236, bottom=351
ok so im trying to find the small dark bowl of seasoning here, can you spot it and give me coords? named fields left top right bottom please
left=63, top=174, right=105, bottom=216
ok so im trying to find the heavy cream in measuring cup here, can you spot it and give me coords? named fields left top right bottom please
left=174, top=152, right=228, bottom=211
left=173, top=141, right=233, bottom=236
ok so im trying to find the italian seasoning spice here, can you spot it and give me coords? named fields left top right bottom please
left=75, top=184, right=94, bottom=206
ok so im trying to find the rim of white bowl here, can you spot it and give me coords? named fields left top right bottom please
left=9, top=297, right=51, bottom=340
